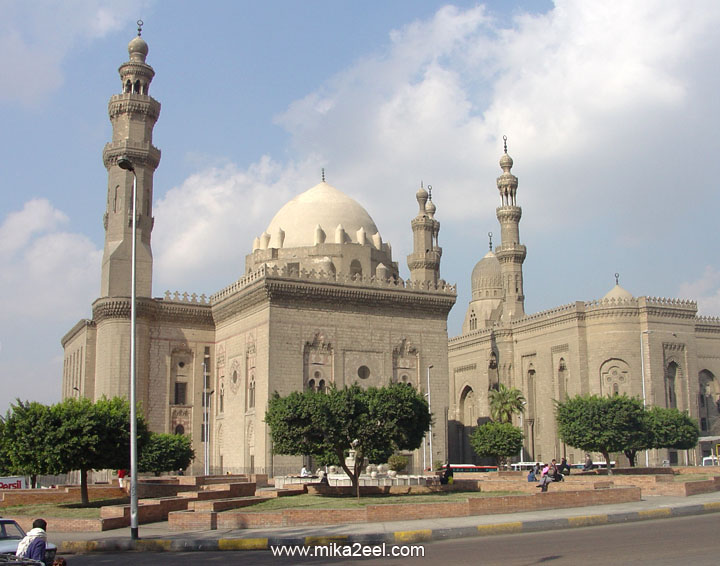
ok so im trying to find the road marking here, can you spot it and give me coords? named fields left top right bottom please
left=476, top=522, right=523, bottom=535
left=568, top=515, right=608, bottom=527
left=218, top=538, right=269, bottom=550
left=394, top=529, right=432, bottom=542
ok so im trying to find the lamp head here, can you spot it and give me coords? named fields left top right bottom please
left=117, top=157, right=135, bottom=172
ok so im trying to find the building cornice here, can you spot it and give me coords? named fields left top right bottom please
left=91, top=296, right=214, bottom=328
left=60, top=319, right=96, bottom=347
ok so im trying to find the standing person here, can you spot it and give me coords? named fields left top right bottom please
left=16, top=518, right=47, bottom=564
left=117, top=469, right=126, bottom=487
left=583, top=454, right=594, bottom=471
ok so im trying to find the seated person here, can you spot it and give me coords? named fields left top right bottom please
left=440, top=464, right=454, bottom=485
left=557, top=457, right=571, bottom=476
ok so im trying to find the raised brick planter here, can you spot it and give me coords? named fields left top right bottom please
left=167, top=487, right=641, bottom=531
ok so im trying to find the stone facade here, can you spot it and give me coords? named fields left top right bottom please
left=62, top=29, right=720, bottom=477
left=449, top=146, right=720, bottom=467
left=62, top=30, right=455, bottom=476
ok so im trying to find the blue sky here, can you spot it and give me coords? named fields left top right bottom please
left=2, top=0, right=719, bottom=413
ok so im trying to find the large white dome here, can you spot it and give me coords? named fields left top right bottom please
left=264, top=181, right=381, bottom=248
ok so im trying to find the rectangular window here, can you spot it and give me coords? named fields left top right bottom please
left=174, top=382, right=187, bottom=405
left=701, top=417, right=708, bottom=431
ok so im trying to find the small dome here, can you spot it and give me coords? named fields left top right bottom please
left=425, top=199, right=437, bottom=218
left=264, top=182, right=381, bottom=249
left=603, top=284, right=633, bottom=301
left=471, top=251, right=503, bottom=294
left=128, top=36, right=148, bottom=62
left=499, top=152, right=513, bottom=170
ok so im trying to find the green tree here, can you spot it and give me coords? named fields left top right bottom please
left=646, top=406, right=700, bottom=451
left=555, top=394, right=646, bottom=474
left=0, top=417, right=7, bottom=476
left=266, top=383, right=430, bottom=497
left=469, top=421, right=523, bottom=468
left=44, top=397, right=150, bottom=504
left=139, top=432, right=195, bottom=476
left=622, top=410, right=652, bottom=467
left=488, top=384, right=526, bottom=424
left=2, top=400, right=52, bottom=487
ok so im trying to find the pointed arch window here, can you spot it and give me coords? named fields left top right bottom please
left=469, top=311, right=477, bottom=331
left=248, top=374, right=256, bottom=409
left=665, top=362, right=678, bottom=409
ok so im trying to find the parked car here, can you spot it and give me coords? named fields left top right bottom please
left=0, top=519, right=56, bottom=565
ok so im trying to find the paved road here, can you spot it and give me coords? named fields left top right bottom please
left=63, top=514, right=720, bottom=565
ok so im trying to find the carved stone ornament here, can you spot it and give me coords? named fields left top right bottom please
left=229, top=358, right=241, bottom=394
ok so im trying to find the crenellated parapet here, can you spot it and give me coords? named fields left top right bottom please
left=162, top=290, right=210, bottom=304
left=211, top=264, right=456, bottom=324
left=211, top=264, right=456, bottom=304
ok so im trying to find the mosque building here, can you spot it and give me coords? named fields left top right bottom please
left=61, top=28, right=720, bottom=475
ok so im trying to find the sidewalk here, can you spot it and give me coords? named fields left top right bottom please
left=53, top=490, right=720, bottom=553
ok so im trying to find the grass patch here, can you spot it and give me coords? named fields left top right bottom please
left=235, top=490, right=521, bottom=512
left=1, top=497, right=129, bottom=519
left=672, top=474, right=717, bottom=482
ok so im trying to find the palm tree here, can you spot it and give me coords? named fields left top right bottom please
left=489, top=384, right=526, bottom=424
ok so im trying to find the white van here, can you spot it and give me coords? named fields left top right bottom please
left=702, top=456, right=719, bottom=466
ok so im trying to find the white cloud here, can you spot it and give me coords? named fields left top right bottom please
left=0, top=0, right=148, bottom=105
left=0, top=199, right=68, bottom=257
left=0, top=199, right=100, bottom=412
left=153, top=1, right=720, bottom=299
left=153, top=156, right=322, bottom=295
left=679, top=267, right=720, bottom=318
left=0, top=199, right=100, bottom=321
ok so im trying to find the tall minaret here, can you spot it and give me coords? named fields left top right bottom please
left=100, top=21, right=161, bottom=298
left=407, top=183, right=442, bottom=284
left=495, top=137, right=526, bottom=318
left=93, top=23, right=161, bottom=402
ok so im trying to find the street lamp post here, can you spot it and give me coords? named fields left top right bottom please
left=427, top=365, right=434, bottom=471
left=204, top=387, right=214, bottom=476
left=117, top=156, right=138, bottom=540
left=640, top=330, right=650, bottom=467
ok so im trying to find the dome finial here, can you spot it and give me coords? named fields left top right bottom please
left=137, top=19, right=144, bottom=36
left=503, top=134, right=508, bottom=154
left=427, top=184, right=433, bottom=201
left=488, top=232, right=493, bottom=251
left=321, top=168, right=325, bottom=183
left=615, top=272, right=620, bottom=285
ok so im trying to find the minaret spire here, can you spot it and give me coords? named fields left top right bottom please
left=408, top=182, right=442, bottom=284
left=495, top=136, right=526, bottom=318
left=93, top=26, right=162, bottom=404
left=99, top=25, right=161, bottom=298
